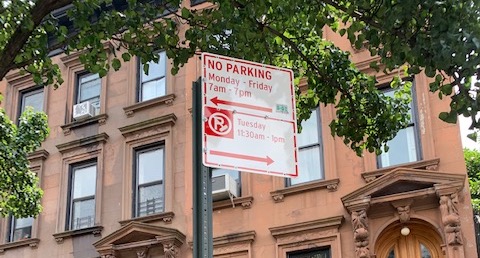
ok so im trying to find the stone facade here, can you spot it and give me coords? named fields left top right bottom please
left=0, top=1, right=477, bottom=258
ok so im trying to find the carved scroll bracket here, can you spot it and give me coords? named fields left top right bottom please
left=439, top=193, right=463, bottom=246
left=350, top=207, right=370, bottom=258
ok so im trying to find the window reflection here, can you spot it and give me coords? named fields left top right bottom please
left=420, top=243, right=432, bottom=258
left=387, top=248, right=395, bottom=258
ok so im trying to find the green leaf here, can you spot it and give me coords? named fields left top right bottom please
left=112, top=58, right=121, bottom=71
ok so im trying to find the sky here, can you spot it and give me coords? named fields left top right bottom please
left=459, top=115, right=479, bottom=150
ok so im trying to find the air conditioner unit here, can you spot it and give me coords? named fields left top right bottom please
left=212, top=174, right=239, bottom=201
left=73, top=101, right=95, bottom=120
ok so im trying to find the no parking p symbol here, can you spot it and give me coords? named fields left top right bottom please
left=204, top=107, right=234, bottom=139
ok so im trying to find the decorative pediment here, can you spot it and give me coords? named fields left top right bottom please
left=93, top=222, right=185, bottom=258
left=342, top=168, right=465, bottom=212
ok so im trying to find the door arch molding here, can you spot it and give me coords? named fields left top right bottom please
left=375, top=219, right=444, bottom=258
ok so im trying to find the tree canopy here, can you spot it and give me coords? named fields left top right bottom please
left=464, top=148, right=480, bottom=212
left=2, top=0, right=480, bottom=153
left=0, top=0, right=479, bottom=215
left=0, top=106, right=49, bottom=217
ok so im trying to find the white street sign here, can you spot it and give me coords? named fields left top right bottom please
left=201, top=53, right=298, bottom=178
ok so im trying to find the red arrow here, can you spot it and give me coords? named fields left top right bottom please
left=211, top=97, right=272, bottom=113
left=210, top=150, right=274, bottom=165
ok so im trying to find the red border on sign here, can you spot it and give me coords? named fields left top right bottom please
left=202, top=53, right=299, bottom=178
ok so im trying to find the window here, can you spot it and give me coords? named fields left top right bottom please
left=134, top=145, right=165, bottom=217
left=9, top=88, right=44, bottom=239
left=8, top=217, right=33, bottom=242
left=289, top=108, right=323, bottom=185
left=76, top=72, right=101, bottom=114
left=287, top=247, right=331, bottom=258
left=138, top=51, right=167, bottom=102
left=19, top=88, right=44, bottom=113
left=67, top=161, right=97, bottom=230
left=377, top=87, right=421, bottom=168
left=212, top=168, right=241, bottom=201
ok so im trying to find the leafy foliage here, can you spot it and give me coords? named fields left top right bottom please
left=0, top=0, right=479, bottom=215
left=465, top=148, right=480, bottom=212
left=1, top=0, right=478, bottom=155
left=0, top=107, right=49, bottom=217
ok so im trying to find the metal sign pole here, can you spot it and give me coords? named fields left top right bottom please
left=192, top=78, right=213, bottom=258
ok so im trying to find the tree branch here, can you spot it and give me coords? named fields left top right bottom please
left=319, top=0, right=382, bottom=29
left=0, top=0, right=73, bottom=80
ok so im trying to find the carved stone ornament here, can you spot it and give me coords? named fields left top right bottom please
left=439, top=193, right=463, bottom=246
left=241, top=199, right=253, bottom=209
left=101, top=255, right=116, bottom=258
left=272, top=194, right=284, bottom=203
left=136, top=247, right=149, bottom=258
left=351, top=209, right=370, bottom=258
left=397, top=205, right=411, bottom=223
left=327, top=182, right=339, bottom=192
left=163, top=241, right=179, bottom=258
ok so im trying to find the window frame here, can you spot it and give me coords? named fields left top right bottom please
left=66, top=160, right=97, bottom=231
left=286, top=107, right=324, bottom=186
left=17, top=87, right=44, bottom=119
left=376, top=83, right=422, bottom=168
left=7, top=216, right=34, bottom=242
left=74, top=71, right=102, bottom=118
left=132, top=143, right=166, bottom=218
left=287, top=246, right=331, bottom=258
left=137, top=51, right=167, bottom=102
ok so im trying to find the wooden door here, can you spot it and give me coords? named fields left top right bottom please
left=376, top=222, right=443, bottom=258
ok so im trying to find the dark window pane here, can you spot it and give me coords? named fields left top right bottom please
left=288, top=247, right=330, bottom=258
left=387, top=248, right=395, bottom=258
left=71, top=198, right=95, bottom=229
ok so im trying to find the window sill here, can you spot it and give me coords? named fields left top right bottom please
left=213, top=196, right=254, bottom=211
left=0, top=238, right=40, bottom=253
left=53, top=225, right=103, bottom=244
left=270, top=178, right=340, bottom=203
left=123, top=94, right=175, bottom=117
left=118, top=211, right=175, bottom=226
left=362, top=158, right=440, bottom=183
left=61, top=114, right=108, bottom=136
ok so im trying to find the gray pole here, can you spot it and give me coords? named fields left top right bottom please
left=192, top=78, right=213, bottom=258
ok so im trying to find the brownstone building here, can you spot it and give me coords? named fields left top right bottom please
left=0, top=1, right=477, bottom=258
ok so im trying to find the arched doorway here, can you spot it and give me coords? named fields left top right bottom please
left=375, top=220, right=444, bottom=258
